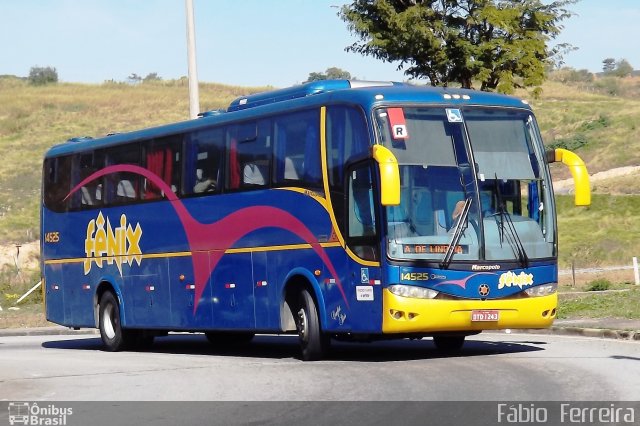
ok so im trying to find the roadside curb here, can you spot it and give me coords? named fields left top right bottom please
left=520, top=326, right=640, bottom=341
left=1, top=326, right=639, bottom=341
left=0, top=327, right=98, bottom=337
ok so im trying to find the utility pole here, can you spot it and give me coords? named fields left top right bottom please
left=185, top=0, right=200, bottom=119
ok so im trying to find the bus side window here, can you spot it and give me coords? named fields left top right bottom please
left=346, top=163, right=378, bottom=261
left=228, top=120, right=272, bottom=190
left=43, top=156, right=72, bottom=212
left=104, top=144, right=141, bottom=205
left=326, top=105, right=370, bottom=236
left=185, top=127, right=224, bottom=195
left=72, top=152, right=105, bottom=210
left=326, top=106, right=369, bottom=188
left=143, top=135, right=182, bottom=200
left=274, top=109, right=321, bottom=187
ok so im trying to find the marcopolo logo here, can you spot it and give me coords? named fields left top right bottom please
left=84, top=211, right=143, bottom=276
left=471, top=264, right=501, bottom=271
left=8, top=402, right=73, bottom=426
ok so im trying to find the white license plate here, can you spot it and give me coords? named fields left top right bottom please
left=471, top=310, right=499, bottom=322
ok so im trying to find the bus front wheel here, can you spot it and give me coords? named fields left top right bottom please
left=98, top=291, right=137, bottom=351
left=295, top=289, right=329, bottom=361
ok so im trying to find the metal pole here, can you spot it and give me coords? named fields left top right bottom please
left=633, top=257, right=639, bottom=285
left=16, top=281, right=42, bottom=305
left=14, top=244, right=22, bottom=277
left=185, top=0, right=200, bottom=119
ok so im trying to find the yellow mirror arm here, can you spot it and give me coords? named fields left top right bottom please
left=554, top=148, right=591, bottom=206
left=372, top=145, right=400, bottom=206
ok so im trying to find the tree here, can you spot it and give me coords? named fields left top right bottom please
left=325, top=67, right=352, bottom=80
left=602, top=58, right=616, bottom=73
left=127, top=73, right=142, bottom=85
left=305, top=72, right=327, bottom=83
left=305, top=67, right=352, bottom=83
left=28, top=66, right=58, bottom=85
left=143, top=72, right=162, bottom=83
left=340, top=0, right=577, bottom=93
left=612, top=59, right=633, bottom=78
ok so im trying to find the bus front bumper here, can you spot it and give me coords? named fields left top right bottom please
left=382, top=288, right=557, bottom=334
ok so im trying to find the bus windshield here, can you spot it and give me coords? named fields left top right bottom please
left=376, top=106, right=555, bottom=263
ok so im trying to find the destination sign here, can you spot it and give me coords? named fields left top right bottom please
left=403, top=244, right=468, bottom=254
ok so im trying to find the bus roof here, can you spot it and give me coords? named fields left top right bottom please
left=45, top=80, right=532, bottom=158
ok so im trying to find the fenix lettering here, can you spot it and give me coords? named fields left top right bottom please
left=84, top=211, right=142, bottom=275
left=498, top=271, right=534, bottom=290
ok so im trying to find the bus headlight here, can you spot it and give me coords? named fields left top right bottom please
left=524, top=283, right=557, bottom=297
left=388, top=284, right=439, bottom=299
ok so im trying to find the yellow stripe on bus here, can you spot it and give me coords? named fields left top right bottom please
left=43, top=242, right=344, bottom=266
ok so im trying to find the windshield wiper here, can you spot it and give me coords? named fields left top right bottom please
left=440, top=197, right=472, bottom=269
left=493, top=178, right=529, bottom=268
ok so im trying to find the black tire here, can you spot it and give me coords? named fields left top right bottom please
left=295, top=289, right=329, bottom=361
left=205, top=331, right=255, bottom=346
left=433, top=335, right=465, bottom=352
left=98, top=291, right=137, bottom=351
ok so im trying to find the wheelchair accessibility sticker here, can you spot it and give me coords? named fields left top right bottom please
left=360, top=268, right=369, bottom=284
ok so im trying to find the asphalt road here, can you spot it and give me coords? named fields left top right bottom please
left=1, top=332, right=639, bottom=403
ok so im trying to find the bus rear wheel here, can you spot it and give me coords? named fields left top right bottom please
left=433, top=335, right=465, bottom=352
left=98, top=291, right=137, bottom=351
left=295, top=289, right=329, bottom=361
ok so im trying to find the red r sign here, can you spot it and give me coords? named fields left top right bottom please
left=387, top=108, right=409, bottom=140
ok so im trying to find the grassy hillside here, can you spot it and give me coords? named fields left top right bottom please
left=556, top=194, right=640, bottom=269
left=527, top=77, right=640, bottom=179
left=1, top=76, right=639, bottom=268
left=0, top=77, right=269, bottom=243
left=529, top=76, right=640, bottom=268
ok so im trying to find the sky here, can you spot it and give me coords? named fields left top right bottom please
left=1, top=0, right=639, bottom=87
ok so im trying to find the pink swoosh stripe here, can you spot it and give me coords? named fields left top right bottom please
left=65, top=164, right=347, bottom=313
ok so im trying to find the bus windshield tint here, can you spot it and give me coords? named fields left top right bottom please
left=377, top=106, right=555, bottom=263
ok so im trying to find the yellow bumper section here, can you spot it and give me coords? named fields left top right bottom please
left=382, top=288, right=557, bottom=334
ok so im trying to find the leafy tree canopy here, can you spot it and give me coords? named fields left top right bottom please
left=28, top=66, right=58, bottom=86
left=602, top=58, right=635, bottom=78
left=305, top=67, right=352, bottom=82
left=341, top=0, right=577, bottom=93
left=143, top=72, right=162, bottom=82
left=128, top=73, right=142, bottom=84
left=602, top=58, right=616, bottom=73
left=612, top=59, right=633, bottom=78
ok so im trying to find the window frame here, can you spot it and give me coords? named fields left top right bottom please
left=344, top=159, right=380, bottom=261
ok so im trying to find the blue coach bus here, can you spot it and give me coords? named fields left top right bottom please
left=41, top=80, right=589, bottom=360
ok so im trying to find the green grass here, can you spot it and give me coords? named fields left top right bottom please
left=555, top=194, right=640, bottom=268
left=0, top=266, right=42, bottom=306
left=529, top=78, right=640, bottom=179
left=557, top=288, right=640, bottom=320
left=0, top=77, right=269, bottom=244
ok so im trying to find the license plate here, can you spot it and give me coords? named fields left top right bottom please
left=471, top=310, right=499, bottom=322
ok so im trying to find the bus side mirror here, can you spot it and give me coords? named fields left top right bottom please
left=546, top=148, right=591, bottom=206
left=372, top=145, right=400, bottom=206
